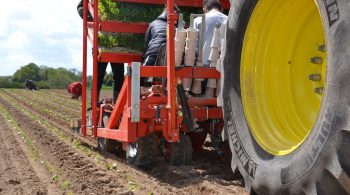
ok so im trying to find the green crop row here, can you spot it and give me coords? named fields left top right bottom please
left=0, top=95, right=72, bottom=193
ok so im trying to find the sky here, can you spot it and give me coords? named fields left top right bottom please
left=0, top=0, right=95, bottom=76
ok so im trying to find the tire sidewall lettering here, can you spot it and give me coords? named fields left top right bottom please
left=322, top=0, right=339, bottom=26
left=224, top=98, right=258, bottom=178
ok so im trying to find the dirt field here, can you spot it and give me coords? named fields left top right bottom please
left=0, top=89, right=247, bottom=195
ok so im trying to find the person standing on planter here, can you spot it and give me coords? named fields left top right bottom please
left=77, top=0, right=124, bottom=103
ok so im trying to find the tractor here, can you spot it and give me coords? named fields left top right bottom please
left=77, top=0, right=350, bottom=194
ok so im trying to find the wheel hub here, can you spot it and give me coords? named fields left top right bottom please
left=241, top=0, right=326, bottom=155
left=127, top=143, right=138, bottom=158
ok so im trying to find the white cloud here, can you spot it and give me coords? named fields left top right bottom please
left=0, top=0, right=87, bottom=76
left=0, top=26, right=6, bottom=38
left=0, top=52, right=36, bottom=76
left=2, top=31, right=30, bottom=49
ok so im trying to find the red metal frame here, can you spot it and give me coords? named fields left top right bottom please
left=88, top=21, right=148, bottom=34
left=81, top=0, right=229, bottom=144
left=100, top=21, right=149, bottom=34
left=115, top=0, right=230, bottom=9
left=92, top=0, right=99, bottom=138
left=166, top=0, right=178, bottom=142
left=100, top=52, right=142, bottom=63
left=140, top=66, right=221, bottom=79
left=81, top=0, right=88, bottom=137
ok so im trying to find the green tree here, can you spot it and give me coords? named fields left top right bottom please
left=0, top=76, right=22, bottom=88
left=46, top=68, right=80, bottom=88
left=39, top=65, right=51, bottom=81
left=1, top=63, right=82, bottom=89
left=13, top=63, right=40, bottom=82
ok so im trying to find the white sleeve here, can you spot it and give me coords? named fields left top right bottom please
left=194, top=17, right=201, bottom=30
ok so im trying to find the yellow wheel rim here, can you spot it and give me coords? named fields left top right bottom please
left=241, top=0, right=326, bottom=156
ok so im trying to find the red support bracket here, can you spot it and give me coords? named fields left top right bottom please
left=139, top=66, right=221, bottom=79
left=97, top=128, right=130, bottom=142
left=99, top=52, right=142, bottom=63
left=100, top=21, right=149, bottom=34
left=107, top=80, right=127, bottom=129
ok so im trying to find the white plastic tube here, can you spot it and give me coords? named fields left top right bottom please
left=183, top=29, right=198, bottom=91
left=175, top=29, right=187, bottom=67
left=209, top=48, right=220, bottom=63
left=205, top=25, right=222, bottom=98
left=184, top=30, right=198, bottom=66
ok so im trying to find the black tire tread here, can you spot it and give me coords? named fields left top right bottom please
left=338, top=130, right=350, bottom=176
left=316, top=169, right=348, bottom=195
left=98, top=138, right=119, bottom=153
left=127, top=134, right=160, bottom=168
left=168, top=134, right=193, bottom=165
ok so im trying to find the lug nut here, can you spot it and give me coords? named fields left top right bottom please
left=310, top=57, right=323, bottom=65
left=314, top=87, right=324, bottom=95
left=309, top=74, right=322, bottom=81
left=318, top=45, right=326, bottom=52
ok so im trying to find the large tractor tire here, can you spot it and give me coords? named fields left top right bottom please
left=222, top=0, right=350, bottom=194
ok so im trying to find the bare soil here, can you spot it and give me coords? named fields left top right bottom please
left=0, top=106, right=47, bottom=194
left=0, top=89, right=247, bottom=195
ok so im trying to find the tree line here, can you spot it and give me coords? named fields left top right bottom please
left=0, top=63, right=85, bottom=89
left=0, top=63, right=118, bottom=89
